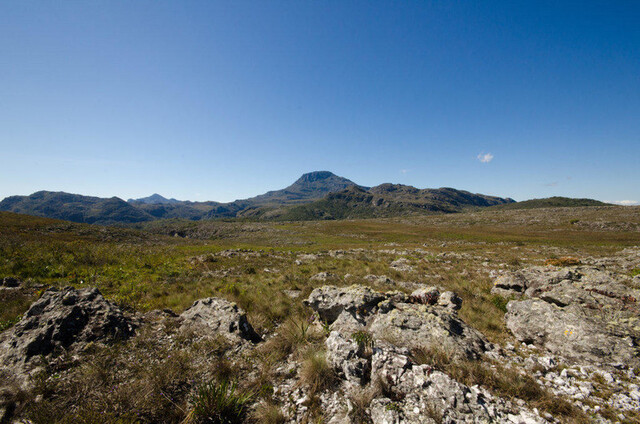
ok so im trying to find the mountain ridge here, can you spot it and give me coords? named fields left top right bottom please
left=1, top=171, right=600, bottom=224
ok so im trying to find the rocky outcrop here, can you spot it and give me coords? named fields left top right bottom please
left=306, top=285, right=487, bottom=360
left=494, top=266, right=640, bottom=367
left=0, top=287, right=135, bottom=384
left=179, top=297, right=262, bottom=343
left=303, top=285, right=388, bottom=324
left=279, top=285, right=548, bottom=423
left=367, top=344, right=546, bottom=424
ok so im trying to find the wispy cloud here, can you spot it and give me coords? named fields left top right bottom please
left=477, top=152, right=494, bottom=163
left=400, top=169, right=409, bottom=174
left=611, top=200, right=639, bottom=206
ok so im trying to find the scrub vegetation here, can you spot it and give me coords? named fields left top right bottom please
left=1, top=205, right=639, bottom=422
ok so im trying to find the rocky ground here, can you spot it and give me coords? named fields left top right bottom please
left=1, top=208, right=639, bottom=423
left=1, top=248, right=639, bottom=422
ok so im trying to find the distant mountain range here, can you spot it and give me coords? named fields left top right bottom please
left=0, top=171, right=609, bottom=225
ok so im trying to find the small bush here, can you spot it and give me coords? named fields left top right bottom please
left=348, top=387, right=376, bottom=424
left=186, top=379, right=253, bottom=424
left=489, top=295, right=509, bottom=313
left=351, top=330, right=374, bottom=357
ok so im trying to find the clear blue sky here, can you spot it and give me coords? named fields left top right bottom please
left=1, top=1, right=639, bottom=204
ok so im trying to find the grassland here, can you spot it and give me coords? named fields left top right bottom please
left=1, top=206, right=639, bottom=422
left=2, top=206, right=639, bottom=337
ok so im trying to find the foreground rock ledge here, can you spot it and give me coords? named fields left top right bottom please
left=291, top=285, right=549, bottom=423
left=0, top=287, right=136, bottom=385
left=494, top=265, right=640, bottom=368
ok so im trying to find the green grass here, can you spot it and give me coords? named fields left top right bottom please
left=1, top=206, right=639, bottom=422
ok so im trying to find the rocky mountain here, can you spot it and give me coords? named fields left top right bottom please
left=246, top=171, right=362, bottom=205
left=0, top=172, right=514, bottom=224
left=270, top=184, right=515, bottom=220
left=128, top=193, right=181, bottom=205
left=0, top=191, right=153, bottom=225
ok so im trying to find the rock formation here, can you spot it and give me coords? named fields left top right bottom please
left=0, top=287, right=135, bottom=387
left=493, top=266, right=640, bottom=368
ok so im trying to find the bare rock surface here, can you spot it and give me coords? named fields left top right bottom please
left=289, top=285, right=549, bottom=423
left=179, top=297, right=262, bottom=343
left=0, top=287, right=135, bottom=384
left=306, top=285, right=487, bottom=359
left=494, top=265, right=640, bottom=368
left=367, top=344, right=547, bottom=424
left=303, top=285, right=388, bottom=323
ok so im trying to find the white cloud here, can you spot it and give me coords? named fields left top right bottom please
left=477, top=152, right=494, bottom=163
left=612, top=200, right=639, bottom=206
left=400, top=169, right=409, bottom=174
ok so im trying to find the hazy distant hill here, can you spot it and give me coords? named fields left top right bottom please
left=128, top=193, right=181, bottom=205
left=0, top=191, right=153, bottom=225
left=490, top=196, right=609, bottom=210
left=269, top=184, right=515, bottom=220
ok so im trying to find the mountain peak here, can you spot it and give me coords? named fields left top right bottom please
left=294, top=171, right=338, bottom=184
left=128, top=194, right=180, bottom=204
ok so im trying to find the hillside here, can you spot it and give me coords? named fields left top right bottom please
left=0, top=191, right=153, bottom=225
left=270, top=184, right=514, bottom=220
left=0, top=172, right=356, bottom=223
left=490, top=196, right=609, bottom=210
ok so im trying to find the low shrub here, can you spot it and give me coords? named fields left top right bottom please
left=186, top=379, right=253, bottom=424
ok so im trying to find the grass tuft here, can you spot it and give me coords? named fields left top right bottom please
left=185, top=379, right=253, bottom=424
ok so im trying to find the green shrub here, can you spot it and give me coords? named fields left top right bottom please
left=186, top=379, right=253, bottom=424
left=490, top=295, right=509, bottom=313
left=351, top=330, right=374, bottom=357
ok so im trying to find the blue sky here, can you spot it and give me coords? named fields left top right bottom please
left=1, top=1, right=638, bottom=204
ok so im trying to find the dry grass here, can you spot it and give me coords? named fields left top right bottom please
left=545, top=256, right=581, bottom=266
left=2, top=207, right=639, bottom=422
left=251, top=402, right=287, bottom=424
left=299, top=348, right=337, bottom=395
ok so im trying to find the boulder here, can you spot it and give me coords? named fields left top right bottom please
left=367, top=344, right=548, bottom=423
left=496, top=266, right=640, bottom=367
left=310, top=272, right=337, bottom=282
left=368, top=301, right=488, bottom=359
left=275, top=286, right=549, bottom=423
left=179, top=297, right=262, bottom=343
left=303, top=285, right=387, bottom=323
left=0, top=287, right=135, bottom=378
left=306, top=285, right=487, bottom=360
left=506, top=299, right=639, bottom=368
